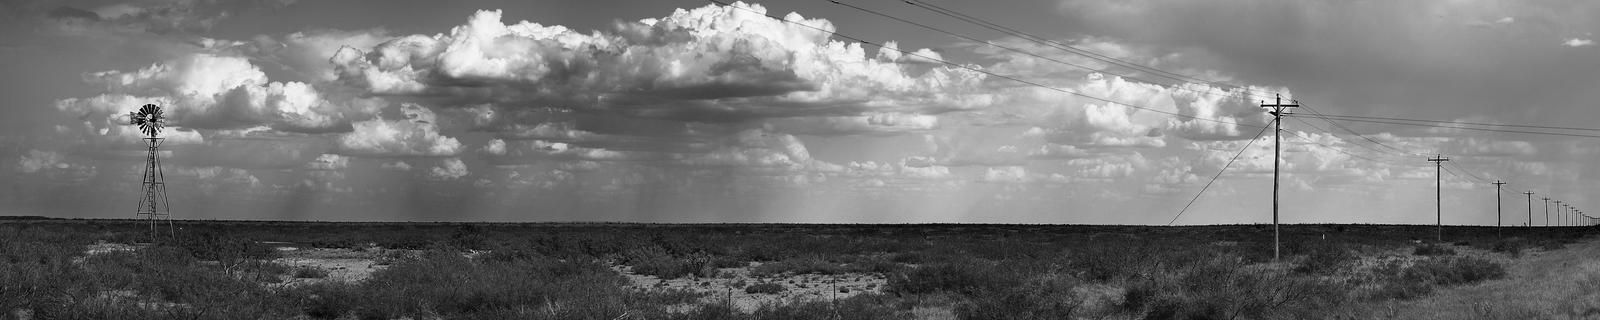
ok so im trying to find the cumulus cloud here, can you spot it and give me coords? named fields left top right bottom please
left=767, top=112, right=939, bottom=136
left=982, top=166, right=1029, bottom=183
left=1452, top=138, right=1536, bottom=157
left=327, top=4, right=995, bottom=121
left=15, top=149, right=67, bottom=173
left=55, top=54, right=358, bottom=137
left=336, top=104, right=463, bottom=157
left=428, top=158, right=470, bottom=180
left=304, top=153, right=349, bottom=170
left=381, top=161, right=413, bottom=171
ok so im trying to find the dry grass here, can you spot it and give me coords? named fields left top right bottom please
left=3, top=220, right=1596, bottom=319
left=1358, top=237, right=1600, bottom=319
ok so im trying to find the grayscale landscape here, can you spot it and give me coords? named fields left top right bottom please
left=2, top=0, right=1598, bottom=319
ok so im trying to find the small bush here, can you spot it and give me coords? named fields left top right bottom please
left=162, top=231, right=280, bottom=262
left=1405, top=257, right=1506, bottom=286
left=1412, top=244, right=1457, bottom=256
left=956, top=273, right=1082, bottom=319
left=885, top=258, right=1014, bottom=295
left=1491, top=239, right=1524, bottom=258
left=745, top=282, right=786, bottom=294
left=752, top=256, right=842, bottom=277
left=1294, top=242, right=1354, bottom=274
left=294, top=266, right=330, bottom=279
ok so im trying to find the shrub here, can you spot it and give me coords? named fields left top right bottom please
left=745, top=282, right=786, bottom=294
left=162, top=231, right=280, bottom=262
left=1491, top=239, right=1524, bottom=258
left=1069, top=245, right=1151, bottom=282
left=294, top=266, right=330, bottom=279
left=622, top=247, right=734, bottom=279
left=1365, top=256, right=1506, bottom=301
left=752, top=256, right=842, bottom=277
left=885, top=258, right=1014, bottom=295
left=956, top=273, right=1082, bottom=320
left=1294, top=242, right=1354, bottom=274
left=358, top=248, right=631, bottom=318
left=1405, top=257, right=1506, bottom=286
left=1122, top=254, right=1346, bottom=320
left=1412, top=244, right=1457, bottom=256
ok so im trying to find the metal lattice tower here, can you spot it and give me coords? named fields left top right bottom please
left=130, top=104, right=174, bottom=242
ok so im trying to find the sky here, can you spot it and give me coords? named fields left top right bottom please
left=2, top=0, right=1598, bottom=224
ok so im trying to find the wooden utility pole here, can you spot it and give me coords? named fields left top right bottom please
left=1261, top=94, right=1297, bottom=261
left=1493, top=180, right=1506, bottom=236
left=1544, top=197, right=1551, bottom=227
left=1524, top=191, right=1534, bottom=227
left=1428, top=154, right=1450, bottom=242
left=1556, top=201, right=1565, bottom=227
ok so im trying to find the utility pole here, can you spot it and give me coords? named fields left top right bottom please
left=1524, top=191, right=1534, bottom=228
left=1428, top=154, right=1450, bottom=242
left=1560, top=203, right=1568, bottom=226
left=1557, top=201, right=1565, bottom=227
left=1261, top=94, right=1297, bottom=261
left=1544, top=197, right=1551, bottom=227
left=1493, top=180, right=1506, bottom=235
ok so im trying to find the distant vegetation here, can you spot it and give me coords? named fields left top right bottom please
left=0, top=219, right=1592, bottom=319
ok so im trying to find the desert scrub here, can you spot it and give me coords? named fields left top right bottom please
left=1413, top=243, right=1457, bottom=256
left=745, top=282, right=786, bottom=294
left=1365, top=256, right=1507, bottom=300
left=293, top=266, right=329, bottom=279
left=751, top=256, right=843, bottom=277
left=1121, top=254, right=1348, bottom=320
left=354, top=248, right=633, bottom=318
left=955, top=271, right=1085, bottom=319
left=1491, top=239, right=1525, bottom=258
left=1293, top=242, right=1355, bottom=274
left=886, top=258, right=1016, bottom=295
left=1404, top=256, right=1506, bottom=286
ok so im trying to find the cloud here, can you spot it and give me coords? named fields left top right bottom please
left=327, top=4, right=996, bottom=121
left=1452, top=138, right=1536, bottom=157
left=335, top=104, right=463, bottom=157
left=428, top=158, right=469, bottom=180
left=767, top=112, right=939, bottom=136
left=15, top=149, right=67, bottom=173
left=981, top=166, right=1029, bottom=183
left=304, top=153, right=349, bottom=170
left=56, top=54, right=358, bottom=136
left=1564, top=38, right=1594, bottom=47
left=381, top=161, right=412, bottom=171
left=246, top=29, right=392, bottom=82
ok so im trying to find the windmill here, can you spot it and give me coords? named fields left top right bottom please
left=129, top=104, right=173, bottom=242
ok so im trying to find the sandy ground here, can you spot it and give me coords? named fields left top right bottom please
left=615, top=263, right=889, bottom=313
left=269, top=246, right=393, bottom=286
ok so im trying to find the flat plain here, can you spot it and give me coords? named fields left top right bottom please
left=2, top=217, right=1597, bottom=319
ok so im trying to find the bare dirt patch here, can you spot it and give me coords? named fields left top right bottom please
left=269, top=246, right=399, bottom=286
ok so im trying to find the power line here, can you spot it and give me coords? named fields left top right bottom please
left=1446, top=161, right=1491, bottom=183
left=705, top=0, right=1264, bottom=129
left=1284, top=134, right=1384, bottom=164
left=1286, top=113, right=1414, bottom=161
left=1167, top=122, right=1275, bottom=226
left=1293, top=104, right=1420, bottom=156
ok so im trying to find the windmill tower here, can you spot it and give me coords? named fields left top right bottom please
left=129, top=104, right=174, bottom=242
